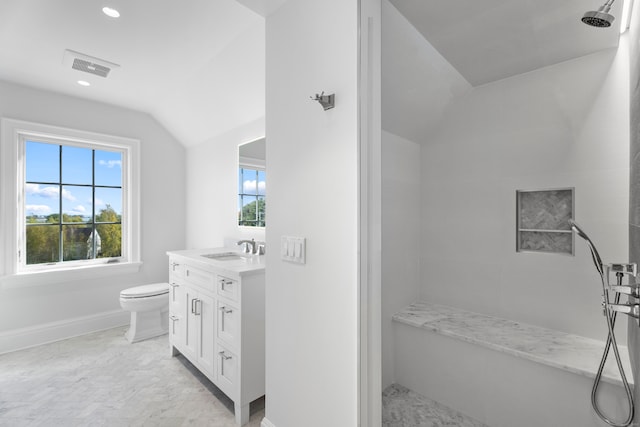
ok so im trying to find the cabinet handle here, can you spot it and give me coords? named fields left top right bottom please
left=169, top=282, right=179, bottom=288
left=169, top=315, right=179, bottom=334
left=219, top=306, right=233, bottom=331
left=191, top=298, right=196, bottom=314
left=171, top=262, right=180, bottom=271
left=219, top=351, right=232, bottom=360
left=220, top=278, right=233, bottom=290
left=194, top=299, right=201, bottom=316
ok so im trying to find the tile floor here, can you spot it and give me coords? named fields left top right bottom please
left=382, top=384, right=487, bottom=427
left=0, top=326, right=484, bottom=427
left=0, top=327, right=264, bottom=427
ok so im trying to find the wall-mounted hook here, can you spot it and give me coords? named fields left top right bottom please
left=310, top=91, right=335, bottom=110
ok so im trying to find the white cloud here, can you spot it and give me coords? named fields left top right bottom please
left=98, top=160, right=122, bottom=168
left=25, top=205, right=51, bottom=215
left=25, top=183, right=75, bottom=201
left=243, top=180, right=266, bottom=193
left=95, top=198, right=105, bottom=206
left=72, top=205, right=86, bottom=213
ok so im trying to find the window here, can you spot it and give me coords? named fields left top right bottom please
left=238, top=166, right=266, bottom=227
left=237, top=137, right=266, bottom=228
left=0, top=118, right=140, bottom=282
left=24, top=141, right=123, bottom=265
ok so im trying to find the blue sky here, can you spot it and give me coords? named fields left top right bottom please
left=25, top=141, right=122, bottom=220
left=238, top=168, right=266, bottom=210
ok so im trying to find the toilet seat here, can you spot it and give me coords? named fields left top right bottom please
left=121, top=283, right=169, bottom=299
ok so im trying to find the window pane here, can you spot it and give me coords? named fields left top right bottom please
left=240, top=195, right=259, bottom=226
left=62, top=146, right=92, bottom=185
left=96, top=223, right=122, bottom=258
left=257, top=170, right=266, bottom=196
left=242, top=168, right=258, bottom=195
left=62, top=185, right=92, bottom=223
left=26, top=141, right=59, bottom=183
left=62, top=224, right=93, bottom=261
left=26, top=224, right=59, bottom=264
left=95, top=187, right=122, bottom=221
left=95, top=150, right=122, bottom=186
left=25, top=184, right=60, bottom=222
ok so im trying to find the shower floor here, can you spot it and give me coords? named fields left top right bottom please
left=382, top=384, right=488, bottom=427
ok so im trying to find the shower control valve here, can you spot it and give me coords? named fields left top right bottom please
left=609, top=285, right=640, bottom=299
left=607, top=303, right=640, bottom=325
left=606, top=263, right=638, bottom=277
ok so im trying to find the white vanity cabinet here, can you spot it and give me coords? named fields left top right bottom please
left=167, top=250, right=265, bottom=426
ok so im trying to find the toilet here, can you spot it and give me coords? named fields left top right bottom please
left=119, top=283, right=170, bottom=343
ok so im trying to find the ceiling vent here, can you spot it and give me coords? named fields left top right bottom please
left=62, top=49, right=120, bottom=78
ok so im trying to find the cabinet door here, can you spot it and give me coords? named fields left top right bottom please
left=195, top=293, right=216, bottom=376
left=183, top=287, right=199, bottom=361
left=168, top=282, right=187, bottom=349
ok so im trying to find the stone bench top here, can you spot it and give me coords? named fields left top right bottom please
left=393, top=301, right=633, bottom=387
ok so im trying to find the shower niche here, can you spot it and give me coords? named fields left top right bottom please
left=516, top=188, right=574, bottom=255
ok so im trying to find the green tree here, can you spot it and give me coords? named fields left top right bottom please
left=26, top=224, right=59, bottom=264
left=96, top=205, right=122, bottom=258
left=239, top=199, right=265, bottom=227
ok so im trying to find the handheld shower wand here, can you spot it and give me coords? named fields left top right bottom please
left=569, top=219, right=635, bottom=427
left=569, top=219, right=604, bottom=276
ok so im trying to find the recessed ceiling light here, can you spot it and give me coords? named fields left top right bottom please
left=77, top=80, right=91, bottom=87
left=102, top=6, right=120, bottom=18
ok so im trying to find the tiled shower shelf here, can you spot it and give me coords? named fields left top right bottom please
left=517, top=188, right=574, bottom=254
left=393, top=301, right=633, bottom=387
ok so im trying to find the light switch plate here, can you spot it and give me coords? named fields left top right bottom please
left=281, top=236, right=306, bottom=264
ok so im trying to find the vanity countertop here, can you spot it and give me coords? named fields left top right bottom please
left=166, top=247, right=265, bottom=277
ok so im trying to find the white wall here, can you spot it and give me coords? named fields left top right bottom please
left=381, top=0, right=470, bottom=144
left=185, top=117, right=265, bottom=249
left=264, top=0, right=359, bottom=425
left=380, top=0, right=470, bottom=390
left=0, top=80, right=185, bottom=344
left=626, top=0, right=640, bottom=416
left=420, top=47, right=630, bottom=341
left=381, top=130, right=421, bottom=390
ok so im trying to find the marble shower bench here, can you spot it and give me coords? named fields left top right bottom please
left=392, top=301, right=634, bottom=427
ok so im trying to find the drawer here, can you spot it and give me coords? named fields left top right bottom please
left=217, top=275, right=239, bottom=301
left=168, top=282, right=183, bottom=312
left=184, top=265, right=215, bottom=292
left=169, top=259, right=184, bottom=277
left=217, top=300, right=239, bottom=349
left=217, top=344, right=238, bottom=397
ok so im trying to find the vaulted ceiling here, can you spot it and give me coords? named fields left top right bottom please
left=389, top=0, right=624, bottom=86
left=0, top=0, right=267, bottom=147
left=0, top=0, right=626, bottom=147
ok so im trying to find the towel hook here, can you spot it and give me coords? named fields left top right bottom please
left=310, top=91, right=335, bottom=110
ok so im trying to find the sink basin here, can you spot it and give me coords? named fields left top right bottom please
left=201, top=252, right=248, bottom=261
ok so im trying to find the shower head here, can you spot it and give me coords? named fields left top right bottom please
left=582, top=0, right=616, bottom=27
left=569, top=219, right=604, bottom=276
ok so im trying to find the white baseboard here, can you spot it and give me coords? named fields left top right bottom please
left=0, top=309, right=129, bottom=355
left=261, top=417, right=276, bottom=427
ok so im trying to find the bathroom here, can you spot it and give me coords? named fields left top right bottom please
left=376, top=0, right=640, bottom=425
left=0, top=0, right=639, bottom=426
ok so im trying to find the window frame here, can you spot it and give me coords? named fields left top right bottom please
left=238, top=156, right=266, bottom=229
left=0, top=118, right=141, bottom=287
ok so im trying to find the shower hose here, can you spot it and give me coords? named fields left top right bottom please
left=592, top=271, right=635, bottom=427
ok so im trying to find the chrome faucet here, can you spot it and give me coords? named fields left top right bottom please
left=237, top=239, right=257, bottom=254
